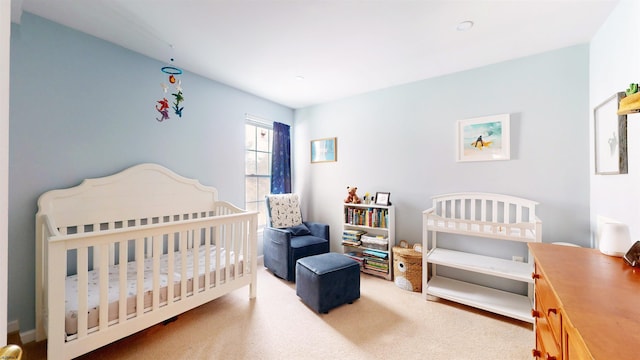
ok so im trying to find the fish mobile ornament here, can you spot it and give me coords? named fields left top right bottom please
left=156, top=58, right=184, bottom=122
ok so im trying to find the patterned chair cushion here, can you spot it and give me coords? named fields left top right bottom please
left=267, top=194, right=303, bottom=228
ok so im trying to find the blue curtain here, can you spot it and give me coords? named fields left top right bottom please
left=271, top=122, right=291, bottom=194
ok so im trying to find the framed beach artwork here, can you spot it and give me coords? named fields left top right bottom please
left=456, top=114, right=510, bottom=162
left=310, top=137, right=337, bottom=163
left=594, top=92, right=628, bottom=175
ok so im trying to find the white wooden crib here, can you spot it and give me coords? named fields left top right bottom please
left=35, top=163, right=258, bottom=360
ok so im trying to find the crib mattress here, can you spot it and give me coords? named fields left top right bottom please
left=64, top=246, right=242, bottom=336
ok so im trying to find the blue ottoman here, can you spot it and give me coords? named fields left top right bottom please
left=296, top=252, right=360, bottom=314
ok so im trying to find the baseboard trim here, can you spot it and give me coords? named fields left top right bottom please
left=19, top=329, right=35, bottom=344
left=7, top=320, right=18, bottom=333
left=6, top=321, right=35, bottom=345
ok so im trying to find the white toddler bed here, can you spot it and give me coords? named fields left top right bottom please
left=35, top=163, right=258, bottom=360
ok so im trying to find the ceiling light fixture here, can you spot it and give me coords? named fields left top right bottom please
left=456, top=21, right=474, bottom=32
left=296, top=75, right=305, bottom=80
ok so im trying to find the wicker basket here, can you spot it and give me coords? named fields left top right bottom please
left=392, top=240, right=423, bottom=292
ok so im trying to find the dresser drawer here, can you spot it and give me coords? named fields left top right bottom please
left=533, top=296, right=562, bottom=360
left=563, top=318, right=593, bottom=360
left=534, top=265, right=562, bottom=341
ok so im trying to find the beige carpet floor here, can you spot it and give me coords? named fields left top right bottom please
left=19, top=266, right=533, bottom=359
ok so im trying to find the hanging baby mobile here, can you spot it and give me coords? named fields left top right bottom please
left=156, top=58, right=184, bottom=122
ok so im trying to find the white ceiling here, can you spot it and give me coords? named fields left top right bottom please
left=11, top=0, right=618, bottom=109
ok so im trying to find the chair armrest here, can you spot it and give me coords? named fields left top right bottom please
left=263, top=226, right=293, bottom=246
left=263, top=226, right=294, bottom=280
left=304, top=222, right=330, bottom=240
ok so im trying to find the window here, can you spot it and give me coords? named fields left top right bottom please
left=245, top=119, right=273, bottom=229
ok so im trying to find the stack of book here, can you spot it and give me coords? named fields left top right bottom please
left=363, top=248, right=389, bottom=273
left=342, top=229, right=366, bottom=247
left=344, top=251, right=365, bottom=268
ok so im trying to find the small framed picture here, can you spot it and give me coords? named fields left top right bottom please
left=375, top=192, right=391, bottom=206
left=310, top=137, right=337, bottom=163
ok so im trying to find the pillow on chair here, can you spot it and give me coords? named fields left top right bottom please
left=267, top=194, right=303, bottom=228
left=287, top=223, right=311, bottom=236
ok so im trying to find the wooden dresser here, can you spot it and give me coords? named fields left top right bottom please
left=529, top=243, right=640, bottom=359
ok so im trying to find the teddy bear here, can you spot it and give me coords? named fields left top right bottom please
left=344, top=186, right=362, bottom=204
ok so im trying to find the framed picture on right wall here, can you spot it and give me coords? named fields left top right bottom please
left=594, top=92, right=628, bottom=175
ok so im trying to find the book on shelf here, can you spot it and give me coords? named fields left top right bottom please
left=363, top=249, right=388, bottom=259
left=341, top=239, right=362, bottom=247
left=342, top=229, right=366, bottom=247
left=343, top=229, right=366, bottom=236
left=364, top=266, right=388, bottom=273
left=364, top=259, right=389, bottom=272
left=344, top=251, right=365, bottom=267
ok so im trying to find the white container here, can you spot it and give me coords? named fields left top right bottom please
left=598, top=222, right=632, bottom=257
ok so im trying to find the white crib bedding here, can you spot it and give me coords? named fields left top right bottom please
left=64, top=246, right=242, bottom=336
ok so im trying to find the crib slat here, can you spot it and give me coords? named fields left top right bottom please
left=180, top=231, right=188, bottom=298
left=248, top=215, right=257, bottom=298
left=152, top=235, right=162, bottom=310
left=460, top=199, right=466, bottom=222
left=470, top=199, right=476, bottom=224
left=238, top=221, right=245, bottom=278
left=144, top=237, right=153, bottom=259
left=135, top=238, right=144, bottom=317
left=118, top=240, right=127, bottom=322
left=77, top=247, right=89, bottom=338
left=235, top=221, right=242, bottom=278
left=193, top=228, right=201, bottom=292
left=98, top=243, right=109, bottom=332
left=230, top=222, right=237, bottom=279
left=167, top=235, right=175, bottom=304
left=245, top=219, right=251, bottom=278
left=223, top=224, right=230, bottom=283
left=109, top=241, right=116, bottom=267
left=215, top=225, right=222, bottom=286
left=480, top=199, right=490, bottom=222
left=46, top=243, right=66, bottom=352
left=503, top=201, right=508, bottom=224
left=204, top=227, right=211, bottom=289
left=237, top=221, right=243, bottom=277
left=451, top=199, right=457, bottom=227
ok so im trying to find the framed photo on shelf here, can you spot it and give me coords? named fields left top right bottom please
left=594, top=92, right=628, bottom=175
left=456, top=113, right=510, bottom=162
left=310, top=137, right=337, bottom=163
left=375, top=192, right=391, bottom=206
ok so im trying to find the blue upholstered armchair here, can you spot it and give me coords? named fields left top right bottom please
left=263, top=194, right=330, bottom=281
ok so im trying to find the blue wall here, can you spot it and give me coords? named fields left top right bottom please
left=9, top=13, right=293, bottom=332
left=293, top=45, right=590, bottom=292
